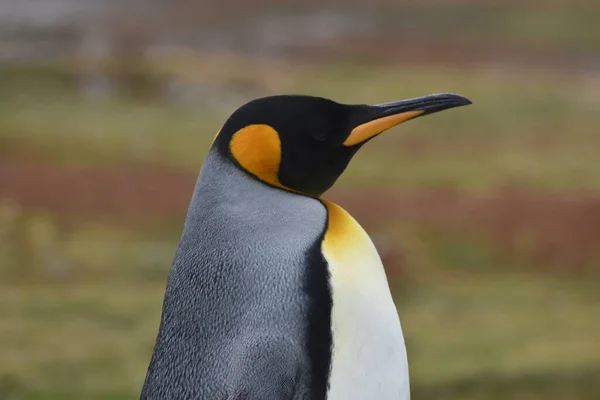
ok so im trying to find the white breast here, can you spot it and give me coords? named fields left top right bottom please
left=321, top=201, right=409, bottom=400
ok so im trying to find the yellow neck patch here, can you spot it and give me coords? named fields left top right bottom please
left=322, top=201, right=363, bottom=256
left=321, top=200, right=384, bottom=283
left=343, top=110, right=424, bottom=146
left=229, top=124, right=286, bottom=189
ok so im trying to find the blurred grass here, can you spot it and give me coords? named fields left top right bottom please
left=1, top=211, right=599, bottom=399
left=1, top=61, right=599, bottom=191
left=2, top=275, right=599, bottom=399
left=377, top=6, right=600, bottom=52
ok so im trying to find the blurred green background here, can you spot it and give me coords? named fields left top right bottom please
left=1, top=1, right=599, bottom=399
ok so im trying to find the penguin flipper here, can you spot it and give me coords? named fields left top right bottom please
left=227, top=337, right=306, bottom=399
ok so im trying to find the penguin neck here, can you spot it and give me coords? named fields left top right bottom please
left=184, top=148, right=318, bottom=230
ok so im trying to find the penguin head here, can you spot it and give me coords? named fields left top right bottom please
left=213, top=93, right=471, bottom=197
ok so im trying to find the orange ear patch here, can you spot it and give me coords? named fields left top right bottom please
left=343, top=110, right=424, bottom=146
left=229, top=124, right=284, bottom=188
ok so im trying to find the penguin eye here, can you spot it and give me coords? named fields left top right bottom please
left=311, top=131, right=328, bottom=142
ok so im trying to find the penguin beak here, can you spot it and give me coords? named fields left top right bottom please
left=343, top=93, right=472, bottom=146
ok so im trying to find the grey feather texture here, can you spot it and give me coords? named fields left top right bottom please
left=140, top=149, right=327, bottom=399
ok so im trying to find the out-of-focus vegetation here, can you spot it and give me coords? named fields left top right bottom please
left=1, top=1, right=599, bottom=399
left=1, top=210, right=600, bottom=399
left=2, top=62, right=599, bottom=191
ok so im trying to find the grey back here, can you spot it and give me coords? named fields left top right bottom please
left=140, top=149, right=327, bottom=399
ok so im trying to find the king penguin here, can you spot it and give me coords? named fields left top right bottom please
left=140, top=93, right=471, bottom=399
